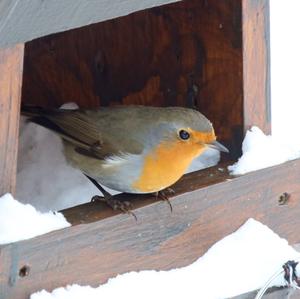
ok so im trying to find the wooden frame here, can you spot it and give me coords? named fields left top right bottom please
left=242, top=0, right=271, bottom=134
left=0, top=44, right=24, bottom=195
left=2, top=159, right=300, bottom=298
left=0, top=1, right=288, bottom=299
left=0, top=0, right=180, bottom=48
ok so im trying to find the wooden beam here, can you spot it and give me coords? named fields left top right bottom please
left=1, top=159, right=300, bottom=299
left=0, top=44, right=24, bottom=196
left=242, top=0, right=271, bottom=134
left=0, top=0, right=180, bottom=48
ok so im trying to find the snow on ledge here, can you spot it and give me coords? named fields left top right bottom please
left=228, top=126, right=300, bottom=175
left=30, top=219, right=300, bottom=299
left=0, top=193, right=70, bottom=245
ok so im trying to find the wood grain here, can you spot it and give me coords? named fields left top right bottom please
left=21, top=0, right=244, bottom=158
left=0, top=44, right=24, bottom=196
left=242, top=0, right=271, bottom=134
left=1, top=159, right=300, bottom=299
left=0, top=0, right=180, bottom=48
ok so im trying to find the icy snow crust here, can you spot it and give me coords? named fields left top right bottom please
left=0, top=193, right=70, bottom=245
left=228, top=126, right=300, bottom=175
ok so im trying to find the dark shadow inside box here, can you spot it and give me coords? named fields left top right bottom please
left=21, top=0, right=244, bottom=159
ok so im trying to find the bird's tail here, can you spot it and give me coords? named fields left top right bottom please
left=21, top=104, right=52, bottom=117
left=20, top=104, right=65, bottom=136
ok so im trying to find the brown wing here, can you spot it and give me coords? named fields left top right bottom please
left=23, top=106, right=143, bottom=160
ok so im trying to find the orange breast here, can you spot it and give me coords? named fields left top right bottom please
left=132, top=140, right=206, bottom=193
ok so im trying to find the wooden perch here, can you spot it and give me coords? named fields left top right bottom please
left=1, top=159, right=300, bottom=299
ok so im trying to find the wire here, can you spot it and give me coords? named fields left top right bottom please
left=254, top=260, right=300, bottom=299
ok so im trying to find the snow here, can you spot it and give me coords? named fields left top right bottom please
left=30, top=219, right=300, bottom=299
left=187, top=148, right=220, bottom=173
left=16, top=102, right=102, bottom=212
left=228, top=126, right=300, bottom=175
left=16, top=117, right=100, bottom=212
left=0, top=193, right=70, bottom=245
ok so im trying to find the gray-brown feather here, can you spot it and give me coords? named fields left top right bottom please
left=23, top=105, right=212, bottom=160
left=22, top=105, right=213, bottom=193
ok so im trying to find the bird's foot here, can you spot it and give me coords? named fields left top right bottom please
left=85, top=174, right=137, bottom=220
left=91, top=195, right=137, bottom=221
left=154, top=188, right=175, bottom=212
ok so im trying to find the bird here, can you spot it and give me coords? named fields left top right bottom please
left=22, top=105, right=228, bottom=215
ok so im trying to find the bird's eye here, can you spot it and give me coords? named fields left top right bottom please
left=179, top=130, right=190, bottom=140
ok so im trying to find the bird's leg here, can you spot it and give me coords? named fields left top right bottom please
left=84, top=175, right=137, bottom=220
left=154, top=187, right=175, bottom=212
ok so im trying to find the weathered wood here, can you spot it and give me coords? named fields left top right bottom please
left=0, top=44, right=24, bottom=196
left=1, top=159, right=300, bottom=299
left=0, top=0, right=180, bottom=48
left=242, top=0, right=271, bottom=134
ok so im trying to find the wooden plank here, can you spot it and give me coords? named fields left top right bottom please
left=242, top=0, right=271, bottom=134
left=1, top=159, right=300, bottom=299
left=0, top=44, right=24, bottom=196
left=0, top=0, right=180, bottom=48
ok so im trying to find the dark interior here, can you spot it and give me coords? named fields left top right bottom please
left=21, top=0, right=243, bottom=158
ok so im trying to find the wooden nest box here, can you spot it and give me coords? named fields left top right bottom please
left=1, top=1, right=300, bottom=298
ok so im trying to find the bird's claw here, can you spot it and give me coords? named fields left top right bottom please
left=91, top=195, right=105, bottom=203
left=155, top=189, right=174, bottom=212
left=91, top=195, right=137, bottom=221
left=164, top=187, right=175, bottom=195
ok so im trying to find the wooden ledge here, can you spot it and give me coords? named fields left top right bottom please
left=1, top=159, right=300, bottom=299
left=62, top=162, right=231, bottom=225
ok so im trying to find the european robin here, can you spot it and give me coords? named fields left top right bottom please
left=22, top=105, right=228, bottom=213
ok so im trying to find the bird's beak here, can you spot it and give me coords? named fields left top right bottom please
left=206, top=140, right=229, bottom=153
